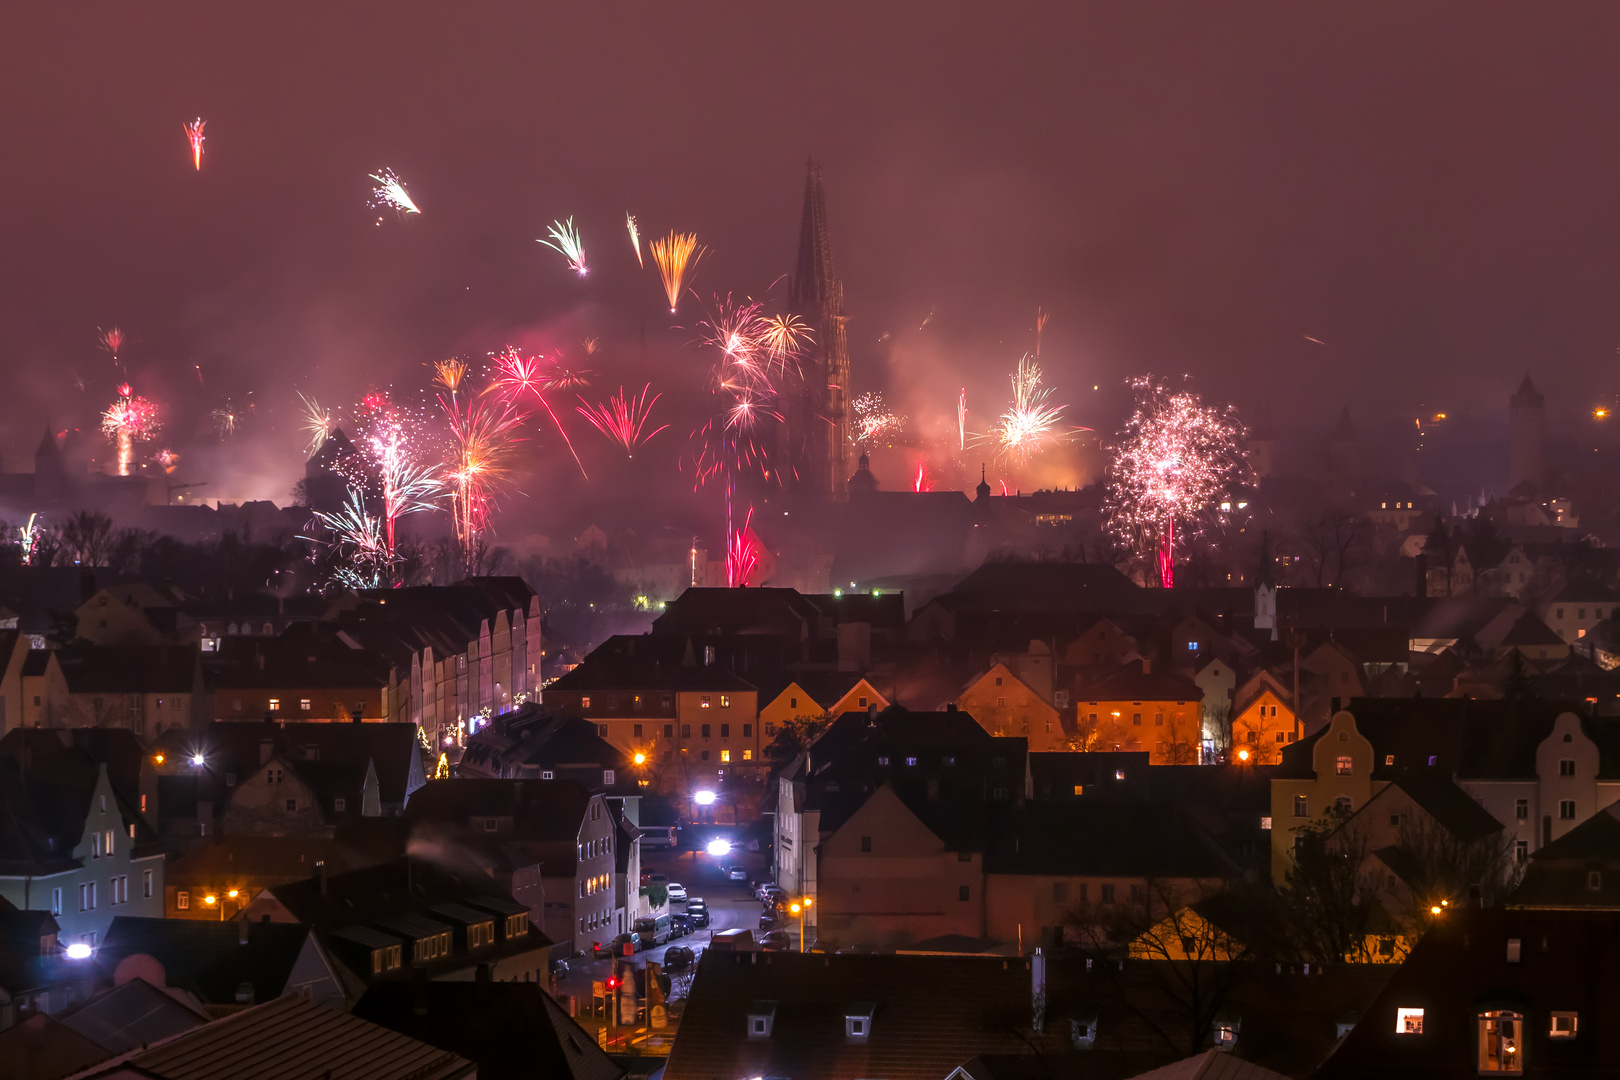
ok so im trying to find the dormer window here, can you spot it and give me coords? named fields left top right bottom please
left=1550, top=1012, right=1578, bottom=1038
left=747, top=1000, right=777, bottom=1038
left=1071, top=1015, right=1098, bottom=1050
left=1395, top=1007, right=1424, bottom=1034
left=1213, top=1013, right=1240, bottom=1050
left=845, top=1002, right=875, bottom=1040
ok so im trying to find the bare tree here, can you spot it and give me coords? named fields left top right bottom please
left=1391, top=816, right=1523, bottom=926
left=61, top=511, right=116, bottom=567
left=1294, top=510, right=1371, bottom=589
left=1279, top=810, right=1388, bottom=964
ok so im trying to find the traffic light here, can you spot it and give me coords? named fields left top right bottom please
left=606, top=975, right=620, bottom=991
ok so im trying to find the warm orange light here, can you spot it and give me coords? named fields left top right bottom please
left=790, top=903, right=801, bottom=914
left=632, top=752, right=646, bottom=766
left=1237, top=749, right=1250, bottom=762
left=1596, top=407, right=1610, bottom=420
left=1430, top=905, right=1442, bottom=915
left=204, top=895, right=217, bottom=905
left=227, top=889, right=239, bottom=899
left=153, top=753, right=164, bottom=765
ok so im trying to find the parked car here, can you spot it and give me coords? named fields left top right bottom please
left=760, top=930, right=792, bottom=952
left=645, top=872, right=669, bottom=888
left=641, top=825, right=678, bottom=849
left=759, top=911, right=779, bottom=931
left=634, top=913, right=673, bottom=947
left=686, top=898, right=710, bottom=927
left=755, top=882, right=786, bottom=903
left=667, top=882, right=688, bottom=903
left=670, top=913, right=694, bottom=937
left=726, top=864, right=748, bottom=881
left=593, top=933, right=639, bottom=958
left=663, top=945, right=696, bottom=970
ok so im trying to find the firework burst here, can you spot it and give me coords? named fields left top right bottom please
left=1104, top=375, right=1247, bottom=588
left=339, top=393, right=444, bottom=557
left=98, top=327, right=126, bottom=361
left=184, top=119, right=206, bottom=170
left=18, top=514, right=40, bottom=566
left=913, top=461, right=933, bottom=492
left=725, top=507, right=761, bottom=588
left=305, top=488, right=393, bottom=590
left=538, top=217, right=587, bottom=276
left=369, top=169, right=421, bottom=217
left=438, top=384, right=525, bottom=572
left=853, top=392, right=904, bottom=445
left=100, top=383, right=160, bottom=476
left=297, top=391, right=333, bottom=457
left=577, top=385, right=669, bottom=458
left=210, top=400, right=241, bottom=440
left=490, top=346, right=588, bottom=477
left=650, top=231, right=705, bottom=313
left=625, top=213, right=643, bottom=268
left=991, top=355, right=1071, bottom=464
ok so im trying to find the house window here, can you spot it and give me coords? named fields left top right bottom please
left=764, top=723, right=775, bottom=735
left=682, top=725, right=691, bottom=738
left=905, top=756, right=918, bottom=767
left=334, top=798, right=347, bottom=812
left=143, top=870, right=153, bottom=898
left=720, top=750, right=731, bottom=762
left=701, top=696, right=711, bottom=709
left=858, top=697, right=868, bottom=708
left=995, top=676, right=1003, bottom=686
left=1053, top=882, right=1068, bottom=902
left=581, top=696, right=591, bottom=709
left=1132, top=713, right=1142, bottom=725
left=299, top=698, right=311, bottom=711
left=178, top=891, right=189, bottom=910
left=720, top=695, right=730, bottom=708
left=1154, top=713, right=1164, bottom=727
left=959, top=885, right=970, bottom=901
left=597, top=724, right=609, bottom=738
left=1395, top=1008, right=1424, bottom=1034
left=665, top=724, right=674, bottom=739
left=1293, top=795, right=1308, bottom=818
left=51, top=888, right=62, bottom=916
left=92, top=833, right=102, bottom=858
left=1549, top=1012, right=1578, bottom=1038
left=860, top=836, right=872, bottom=852
left=1560, top=800, right=1576, bottom=820
left=541, top=770, right=554, bottom=780
left=1335, top=797, right=1352, bottom=814
left=701, top=724, right=711, bottom=738
left=79, top=882, right=96, bottom=911
left=1560, top=759, right=1575, bottom=776
left=285, top=799, right=297, bottom=812
left=700, top=750, right=709, bottom=761
left=268, top=698, right=280, bottom=711
left=1515, top=799, right=1528, bottom=821
left=720, top=724, right=730, bottom=737
left=997, top=697, right=1006, bottom=707
left=633, top=724, right=643, bottom=737
left=1101, top=884, right=1115, bottom=903
left=1336, top=756, right=1352, bottom=776
left=1477, top=1010, right=1522, bottom=1073
left=743, top=724, right=752, bottom=737
left=743, top=750, right=752, bottom=760
left=1588, top=870, right=1603, bottom=891
left=1515, top=840, right=1527, bottom=863
left=1188, top=641, right=1199, bottom=651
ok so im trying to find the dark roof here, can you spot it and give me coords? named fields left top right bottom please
left=98, top=917, right=322, bottom=1007
left=55, top=644, right=201, bottom=694
left=986, top=802, right=1238, bottom=879
left=56, top=977, right=208, bottom=1053
left=0, top=1012, right=110, bottom=1080
left=166, top=720, right=425, bottom=807
left=1495, top=610, right=1563, bottom=648
left=97, top=992, right=473, bottom=1080
left=402, top=777, right=592, bottom=843
left=1383, top=774, right=1504, bottom=844
left=1507, top=804, right=1620, bottom=909
left=1079, top=663, right=1205, bottom=704
left=352, top=981, right=624, bottom=1080
left=1319, top=909, right=1620, bottom=1078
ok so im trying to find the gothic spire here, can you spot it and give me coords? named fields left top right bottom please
left=790, top=159, right=842, bottom=317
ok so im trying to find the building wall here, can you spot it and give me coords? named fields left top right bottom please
left=958, top=665, right=1065, bottom=752
left=215, top=686, right=385, bottom=722
left=1269, top=711, right=1380, bottom=880
left=1544, top=597, right=1618, bottom=645
left=1231, top=689, right=1297, bottom=765
left=570, top=794, right=620, bottom=956
left=816, top=786, right=982, bottom=947
left=985, top=873, right=1208, bottom=948
left=0, top=767, right=164, bottom=946
left=222, top=757, right=327, bottom=836
left=1077, top=695, right=1202, bottom=763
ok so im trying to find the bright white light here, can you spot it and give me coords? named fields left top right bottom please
left=65, top=943, right=92, bottom=960
left=694, top=790, right=717, bottom=806
left=190, top=753, right=205, bottom=766
left=706, top=839, right=732, bottom=857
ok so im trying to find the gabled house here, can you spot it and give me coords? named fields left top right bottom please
left=1075, top=662, right=1205, bottom=764
left=956, top=663, right=1065, bottom=751
left=98, top=916, right=347, bottom=1010
left=1228, top=669, right=1297, bottom=764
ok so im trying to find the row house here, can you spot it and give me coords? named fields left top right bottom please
left=332, top=581, right=542, bottom=746
left=21, top=645, right=205, bottom=735
left=205, top=634, right=391, bottom=721
left=1269, top=699, right=1620, bottom=877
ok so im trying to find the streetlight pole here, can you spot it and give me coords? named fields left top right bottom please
left=790, top=897, right=812, bottom=952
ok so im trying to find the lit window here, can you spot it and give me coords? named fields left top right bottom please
left=905, top=756, right=918, bottom=766
left=720, top=695, right=730, bottom=708
left=1477, top=1010, right=1522, bottom=1073
left=701, top=696, right=711, bottom=708
left=268, top=698, right=280, bottom=711
left=177, top=891, right=189, bottom=910
left=1549, top=1012, right=1578, bottom=1039
left=743, top=750, right=752, bottom=760
left=720, top=750, right=731, bottom=762
left=1396, top=1007, right=1424, bottom=1034
left=299, top=698, right=311, bottom=711
left=1188, top=641, right=1199, bottom=651
left=1336, top=755, right=1352, bottom=776
left=335, top=797, right=347, bottom=812
left=581, top=696, right=591, bottom=709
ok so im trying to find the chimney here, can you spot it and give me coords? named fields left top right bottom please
left=867, top=702, right=877, bottom=721
left=1141, top=657, right=1151, bottom=675
left=315, top=859, right=327, bottom=895
left=1031, top=948, right=1047, bottom=1035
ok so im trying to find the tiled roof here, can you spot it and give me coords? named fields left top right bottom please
left=56, top=976, right=208, bottom=1053
left=98, top=992, right=473, bottom=1080
left=986, top=801, right=1237, bottom=879
left=1079, top=663, right=1205, bottom=704
left=99, top=917, right=322, bottom=1007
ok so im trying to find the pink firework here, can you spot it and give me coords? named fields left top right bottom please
left=101, top=383, right=160, bottom=476
left=913, top=461, right=933, bottom=493
left=184, top=119, right=206, bottom=170
left=98, top=327, right=126, bottom=359
left=725, top=507, right=761, bottom=588
left=490, top=346, right=588, bottom=478
left=576, top=385, right=669, bottom=458
left=1104, top=375, right=1247, bottom=588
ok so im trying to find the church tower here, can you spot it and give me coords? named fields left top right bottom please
left=1508, top=375, right=1545, bottom=495
left=788, top=160, right=852, bottom=501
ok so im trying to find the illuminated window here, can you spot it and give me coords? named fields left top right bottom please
left=268, top=698, right=280, bottom=711
left=720, top=695, right=731, bottom=708
left=720, top=750, right=731, bottom=762
left=581, top=696, right=591, bottom=709
left=177, top=890, right=189, bottom=910
left=701, top=696, right=711, bottom=708
left=1477, top=1010, right=1522, bottom=1073
left=1336, top=756, right=1352, bottom=776
left=742, top=750, right=752, bottom=761
left=1549, top=1012, right=1578, bottom=1038
left=1395, top=1008, right=1424, bottom=1034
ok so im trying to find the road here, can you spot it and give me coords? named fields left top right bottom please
left=552, top=843, right=776, bottom=1012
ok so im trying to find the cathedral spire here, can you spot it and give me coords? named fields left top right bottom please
left=791, top=159, right=842, bottom=317
left=787, top=158, right=852, bottom=501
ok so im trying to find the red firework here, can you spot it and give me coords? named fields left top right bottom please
left=576, top=385, right=669, bottom=458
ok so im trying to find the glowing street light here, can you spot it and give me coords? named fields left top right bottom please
left=788, top=897, right=813, bottom=952
left=633, top=751, right=647, bottom=766
left=694, top=790, right=716, bottom=806
left=706, top=838, right=732, bottom=857
left=64, top=942, right=92, bottom=960
left=190, top=753, right=205, bottom=767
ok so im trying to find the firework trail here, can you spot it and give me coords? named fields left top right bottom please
left=687, top=295, right=808, bottom=488
left=582, top=337, right=600, bottom=357
left=958, top=388, right=967, bottom=452
left=305, top=488, right=392, bottom=590
left=577, top=385, right=669, bottom=458
left=725, top=507, right=761, bottom=588
left=853, top=391, right=904, bottom=445
left=194, top=364, right=204, bottom=387
left=184, top=119, right=206, bottom=170
left=211, top=400, right=240, bottom=439
left=437, top=383, right=525, bottom=571
left=337, top=392, right=444, bottom=558
left=913, top=461, right=933, bottom=493
left=761, top=314, right=811, bottom=367
left=626, top=213, right=643, bottom=269
left=18, top=514, right=39, bottom=566
left=369, top=169, right=421, bottom=216
left=98, top=327, right=125, bottom=361
left=991, top=355, right=1072, bottom=464
left=538, top=217, right=587, bottom=276
left=101, top=383, right=159, bottom=476
left=297, top=391, right=333, bottom=457
left=650, top=231, right=705, bottom=313
left=1104, top=375, right=1247, bottom=588
left=490, top=346, right=588, bottom=477
left=1035, top=307, right=1050, bottom=357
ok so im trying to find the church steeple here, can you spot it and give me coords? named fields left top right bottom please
left=788, top=159, right=852, bottom=502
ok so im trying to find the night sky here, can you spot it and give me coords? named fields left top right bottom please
left=3, top=3, right=1618, bottom=515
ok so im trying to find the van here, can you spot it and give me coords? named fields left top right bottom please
left=641, top=826, right=678, bottom=850
left=707, top=928, right=754, bottom=952
left=634, top=913, right=672, bottom=947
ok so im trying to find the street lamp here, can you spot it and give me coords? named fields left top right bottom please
left=789, top=897, right=812, bottom=952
